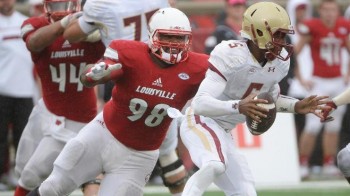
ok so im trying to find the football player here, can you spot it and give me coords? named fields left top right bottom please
left=63, top=0, right=169, bottom=45
left=26, top=8, right=208, bottom=196
left=170, top=2, right=331, bottom=195
left=294, top=0, right=350, bottom=179
left=13, top=0, right=105, bottom=196
left=63, top=0, right=189, bottom=194
left=338, top=143, right=350, bottom=184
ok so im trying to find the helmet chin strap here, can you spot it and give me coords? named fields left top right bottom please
left=160, top=47, right=183, bottom=64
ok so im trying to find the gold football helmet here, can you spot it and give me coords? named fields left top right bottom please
left=241, top=2, right=294, bottom=61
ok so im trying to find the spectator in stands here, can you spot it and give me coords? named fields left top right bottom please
left=0, top=0, right=36, bottom=190
left=287, top=0, right=314, bottom=99
left=204, top=0, right=247, bottom=54
left=286, top=0, right=314, bottom=156
left=345, top=5, right=350, bottom=19
left=295, top=0, right=350, bottom=180
left=334, top=2, right=350, bottom=179
left=28, top=0, right=44, bottom=16
left=287, top=0, right=328, bottom=179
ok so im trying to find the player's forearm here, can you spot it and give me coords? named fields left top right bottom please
left=27, top=21, right=64, bottom=52
left=63, top=20, right=88, bottom=43
left=333, top=88, right=350, bottom=106
left=192, top=95, right=240, bottom=117
left=192, top=71, right=240, bottom=116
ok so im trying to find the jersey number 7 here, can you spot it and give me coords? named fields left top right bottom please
left=123, top=9, right=158, bottom=41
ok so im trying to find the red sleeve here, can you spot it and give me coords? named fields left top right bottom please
left=21, top=16, right=49, bottom=43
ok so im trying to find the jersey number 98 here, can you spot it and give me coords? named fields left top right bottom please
left=128, top=98, right=170, bottom=127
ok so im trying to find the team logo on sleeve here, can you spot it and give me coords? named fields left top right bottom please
left=178, top=73, right=189, bottom=80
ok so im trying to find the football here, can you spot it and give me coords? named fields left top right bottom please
left=246, top=92, right=277, bottom=135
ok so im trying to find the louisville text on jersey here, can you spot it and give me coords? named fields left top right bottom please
left=136, top=85, right=176, bottom=100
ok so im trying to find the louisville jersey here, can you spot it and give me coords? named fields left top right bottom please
left=208, top=40, right=289, bottom=130
left=82, top=0, right=169, bottom=46
left=21, top=16, right=106, bottom=122
left=101, top=40, right=208, bottom=150
left=298, top=18, right=350, bottom=78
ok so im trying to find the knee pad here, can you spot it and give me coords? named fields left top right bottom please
left=324, top=119, right=342, bottom=133
left=39, top=173, right=78, bottom=196
left=54, top=139, right=85, bottom=171
left=304, top=115, right=322, bottom=134
left=337, top=147, right=350, bottom=177
left=26, top=187, right=40, bottom=196
left=204, top=161, right=225, bottom=176
left=19, top=169, right=43, bottom=190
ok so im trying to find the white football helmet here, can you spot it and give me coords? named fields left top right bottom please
left=148, top=8, right=192, bottom=64
left=241, top=2, right=294, bottom=61
left=44, top=0, right=81, bottom=22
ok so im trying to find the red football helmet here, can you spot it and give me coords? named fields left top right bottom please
left=44, top=0, right=81, bottom=22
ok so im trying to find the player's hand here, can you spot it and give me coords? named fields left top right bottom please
left=86, top=62, right=122, bottom=81
left=295, top=95, right=331, bottom=118
left=320, top=101, right=337, bottom=123
left=238, top=92, right=269, bottom=122
left=83, top=30, right=101, bottom=43
left=60, top=11, right=83, bottom=28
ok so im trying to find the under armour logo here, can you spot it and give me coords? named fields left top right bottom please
left=268, top=67, right=275, bottom=72
left=232, top=103, right=238, bottom=109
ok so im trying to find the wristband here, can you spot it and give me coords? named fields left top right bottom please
left=229, top=100, right=240, bottom=114
left=276, top=95, right=299, bottom=113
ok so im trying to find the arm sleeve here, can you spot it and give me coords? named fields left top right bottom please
left=192, top=69, right=240, bottom=117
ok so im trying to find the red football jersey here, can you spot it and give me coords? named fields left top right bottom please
left=21, top=16, right=105, bottom=122
left=299, top=18, right=350, bottom=78
left=102, top=40, right=209, bottom=150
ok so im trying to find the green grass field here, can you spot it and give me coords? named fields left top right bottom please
left=141, top=180, right=350, bottom=196
left=143, top=189, right=350, bottom=196
left=1, top=180, right=349, bottom=196
left=142, top=189, right=350, bottom=196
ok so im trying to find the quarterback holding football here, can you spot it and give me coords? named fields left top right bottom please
left=176, top=2, right=331, bottom=196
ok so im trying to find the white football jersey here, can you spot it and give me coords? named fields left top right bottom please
left=81, top=0, right=169, bottom=46
left=207, top=40, right=290, bottom=130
